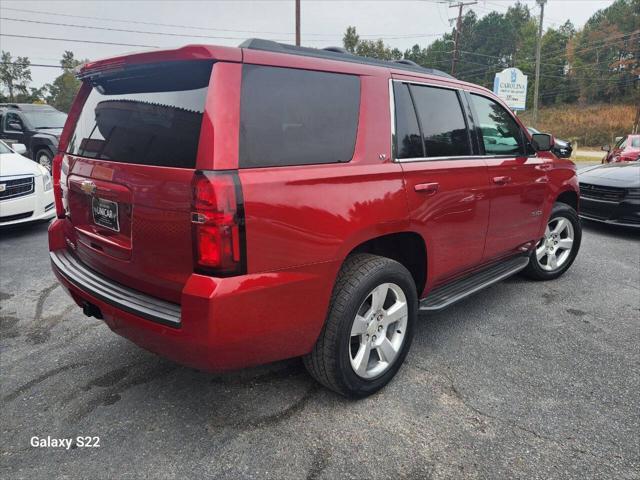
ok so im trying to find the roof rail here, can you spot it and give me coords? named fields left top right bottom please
left=239, top=38, right=454, bottom=79
left=394, top=59, right=420, bottom=67
left=323, top=46, right=351, bottom=55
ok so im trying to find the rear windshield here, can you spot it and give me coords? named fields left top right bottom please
left=66, top=61, right=213, bottom=168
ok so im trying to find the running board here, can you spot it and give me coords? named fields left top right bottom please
left=419, top=255, right=530, bottom=312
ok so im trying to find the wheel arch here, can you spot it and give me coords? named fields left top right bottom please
left=346, top=231, right=427, bottom=297
left=555, top=189, right=579, bottom=212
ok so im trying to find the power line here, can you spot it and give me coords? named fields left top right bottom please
left=0, top=33, right=160, bottom=48
left=0, top=62, right=64, bottom=69
left=0, top=16, right=289, bottom=41
left=0, top=5, right=447, bottom=39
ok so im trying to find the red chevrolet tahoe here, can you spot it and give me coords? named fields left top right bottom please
left=49, top=40, right=581, bottom=397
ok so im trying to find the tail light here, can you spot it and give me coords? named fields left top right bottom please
left=53, top=82, right=91, bottom=219
left=52, top=154, right=70, bottom=219
left=191, top=171, right=246, bottom=276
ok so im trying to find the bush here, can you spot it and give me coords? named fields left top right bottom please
left=519, top=104, right=636, bottom=148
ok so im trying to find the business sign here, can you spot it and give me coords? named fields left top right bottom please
left=493, top=67, right=528, bottom=111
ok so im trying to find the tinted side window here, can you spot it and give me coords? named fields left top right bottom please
left=5, top=112, right=24, bottom=131
left=239, top=66, right=360, bottom=168
left=410, top=85, right=471, bottom=157
left=471, top=94, right=524, bottom=156
left=393, top=83, right=423, bottom=159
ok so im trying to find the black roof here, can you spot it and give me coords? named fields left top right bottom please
left=240, top=39, right=454, bottom=79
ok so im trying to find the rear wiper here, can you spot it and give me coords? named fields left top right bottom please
left=36, top=126, right=62, bottom=129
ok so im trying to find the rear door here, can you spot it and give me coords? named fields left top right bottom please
left=61, top=60, right=214, bottom=303
left=392, top=79, right=491, bottom=286
left=467, top=93, right=549, bottom=261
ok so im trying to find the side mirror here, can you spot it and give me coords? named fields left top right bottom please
left=8, top=121, right=23, bottom=131
left=12, top=143, right=27, bottom=155
left=531, top=133, right=554, bottom=152
left=601, top=145, right=610, bottom=152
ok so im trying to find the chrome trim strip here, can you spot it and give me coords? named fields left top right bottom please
left=388, top=78, right=396, bottom=162
left=0, top=174, right=36, bottom=181
left=50, top=249, right=181, bottom=327
left=578, top=196, right=619, bottom=204
left=394, top=154, right=532, bottom=163
left=391, top=78, right=468, bottom=93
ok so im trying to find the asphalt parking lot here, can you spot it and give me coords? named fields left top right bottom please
left=1, top=218, right=638, bottom=479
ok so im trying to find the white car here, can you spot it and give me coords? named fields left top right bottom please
left=0, top=141, right=55, bottom=226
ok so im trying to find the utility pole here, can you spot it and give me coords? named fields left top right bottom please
left=295, top=0, right=301, bottom=46
left=533, top=0, right=546, bottom=126
left=449, top=1, right=477, bottom=76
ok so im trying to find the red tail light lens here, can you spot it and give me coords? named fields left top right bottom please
left=192, top=171, right=245, bottom=276
left=52, top=153, right=70, bottom=219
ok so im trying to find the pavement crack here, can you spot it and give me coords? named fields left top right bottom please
left=3, top=363, right=84, bottom=402
left=441, top=373, right=604, bottom=461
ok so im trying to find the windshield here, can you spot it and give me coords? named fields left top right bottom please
left=0, top=142, right=12, bottom=154
left=22, top=110, right=67, bottom=129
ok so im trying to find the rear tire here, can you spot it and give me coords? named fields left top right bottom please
left=303, top=254, right=417, bottom=398
left=522, top=202, right=581, bottom=281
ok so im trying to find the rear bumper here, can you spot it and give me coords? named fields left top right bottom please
left=579, top=196, right=640, bottom=228
left=48, top=219, right=337, bottom=371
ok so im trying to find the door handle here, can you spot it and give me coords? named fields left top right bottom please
left=492, top=176, right=511, bottom=185
left=414, top=182, right=439, bottom=194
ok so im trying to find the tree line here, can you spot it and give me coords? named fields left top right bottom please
left=343, top=0, right=639, bottom=107
left=0, top=50, right=86, bottom=112
left=0, top=0, right=636, bottom=112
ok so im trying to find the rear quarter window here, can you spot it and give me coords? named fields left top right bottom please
left=239, top=65, right=360, bottom=168
left=66, top=61, right=213, bottom=168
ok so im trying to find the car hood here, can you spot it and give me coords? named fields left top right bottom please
left=578, top=162, right=640, bottom=188
left=0, top=152, right=44, bottom=177
left=34, top=127, right=63, bottom=138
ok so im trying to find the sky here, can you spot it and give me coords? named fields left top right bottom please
left=0, top=0, right=615, bottom=88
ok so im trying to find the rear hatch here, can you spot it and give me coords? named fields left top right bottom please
left=61, top=60, right=213, bottom=303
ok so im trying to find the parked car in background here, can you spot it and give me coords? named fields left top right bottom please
left=578, top=161, right=640, bottom=228
left=0, top=104, right=67, bottom=170
left=48, top=40, right=581, bottom=397
left=601, top=134, right=640, bottom=164
left=527, top=127, right=572, bottom=158
left=0, top=140, right=55, bottom=226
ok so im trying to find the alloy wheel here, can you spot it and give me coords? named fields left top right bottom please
left=535, top=216, right=575, bottom=272
left=38, top=153, right=52, bottom=171
left=349, top=282, right=408, bottom=379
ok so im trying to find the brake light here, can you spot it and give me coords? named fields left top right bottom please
left=191, top=171, right=245, bottom=276
left=53, top=82, right=91, bottom=219
left=52, top=153, right=70, bottom=219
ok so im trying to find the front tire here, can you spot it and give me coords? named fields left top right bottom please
left=522, top=202, right=581, bottom=281
left=303, top=254, right=417, bottom=398
left=35, top=148, right=53, bottom=171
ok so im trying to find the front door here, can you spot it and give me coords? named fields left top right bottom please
left=2, top=111, right=27, bottom=146
left=467, top=93, right=549, bottom=261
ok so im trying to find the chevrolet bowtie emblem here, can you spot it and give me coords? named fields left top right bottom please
left=81, top=180, right=96, bottom=195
